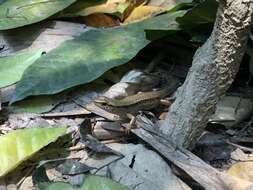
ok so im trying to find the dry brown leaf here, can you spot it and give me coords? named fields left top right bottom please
left=81, top=13, right=120, bottom=27
left=124, top=5, right=166, bottom=24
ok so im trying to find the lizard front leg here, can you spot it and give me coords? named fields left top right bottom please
left=124, top=113, right=137, bottom=134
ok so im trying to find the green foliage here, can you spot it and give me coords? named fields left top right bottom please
left=177, top=0, right=218, bottom=29
left=0, top=0, right=76, bottom=30
left=0, top=127, right=66, bottom=177
left=12, top=11, right=185, bottom=103
left=0, top=49, right=43, bottom=88
left=45, top=175, right=130, bottom=190
left=9, top=95, right=61, bottom=114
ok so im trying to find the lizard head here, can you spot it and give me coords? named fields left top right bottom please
left=94, top=96, right=111, bottom=105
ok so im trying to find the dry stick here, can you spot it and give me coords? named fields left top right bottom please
left=128, top=116, right=253, bottom=190
left=16, top=166, right=35, bottom=188
left=226, top=140, right=253, bottom=153
left=93, top=156, right=124, bottom=175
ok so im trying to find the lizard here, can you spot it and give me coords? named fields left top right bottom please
left=93, top=82, right=179, bottom=133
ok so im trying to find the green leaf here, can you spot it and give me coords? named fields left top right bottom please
left=0, top=127, right=66, bottom=177
left=0, top=49, right=43, bottom=88
left=12, top=11, right=185, bottom=103
left=9, top=95, right=61, bottom=114
left=45, top=175, right=130, bottom=190
left=0, top=0, right=76, bottom=30
left=83, top=175, right=130, bottom=190
left=0, top=0, right=6, bottom=5
left=177, top=0, right=218, bottom=29
left=46, top=182, right=73, bottom=190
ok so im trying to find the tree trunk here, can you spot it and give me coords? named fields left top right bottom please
left=161, top=0, right=253, bottom=148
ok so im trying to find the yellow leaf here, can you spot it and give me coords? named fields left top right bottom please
left=227, top=162, right=253, bottom=182
left=223, top=174, right=253, bottom=190
left=81, top=0, right=130, bottom=18
left=61, top=0, right=144, bottom=21
left=124, top=5, right=166, bottom=24
left=224, top=161, right=253, bottom=189
left=0, top=127, right=66, bottom=177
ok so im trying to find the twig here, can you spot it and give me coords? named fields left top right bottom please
left=226, top=140, right=253, bottom=153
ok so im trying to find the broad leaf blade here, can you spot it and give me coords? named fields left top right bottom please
left=12, top=11, right=185, bottom=103
left=45, top=175, right=130, bottom=190
left=0, top=0, right=76, bottom=30
left=83, top=175, right=130, bottom=190
left=45, top=182, right=73, bottom=190
left=177, top=0, right=218, bottom=29
left=10, top=95, right=62, bottom=114
left=0, top=49, right=43, bottom=88
left=0, top=127, right=66, bottom=177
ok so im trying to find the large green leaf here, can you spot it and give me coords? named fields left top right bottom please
left=0, top=49, right=43, bottom=88
left=12, top=11, right=185, bottom=103
left=46, top=175, right=130, bottom=190
left=177, top=0, right=218, bottom=29
left=83, top=175, right=129, bottom=190
left=9, top=95, right=61, bottom=114
left=0, top=0, right=76, bottom=30
left=46, top=182, right=73, bottom=190
left=0, top=127, right=66, bottom=177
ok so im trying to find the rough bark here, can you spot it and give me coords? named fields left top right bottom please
left=161, top=0, right=253, bottom=148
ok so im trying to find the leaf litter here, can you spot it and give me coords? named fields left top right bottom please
left=1, top=1, right=253, bottom=190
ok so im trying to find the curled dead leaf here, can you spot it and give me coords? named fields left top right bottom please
left=124, top=5, right=166, bottom=23
left=81, top=13, right=120, bottom=27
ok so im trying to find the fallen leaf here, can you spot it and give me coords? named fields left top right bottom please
left=227, top=162, right=253, bottom=182
left=0, top=49, right=43, bottom=88
left=45, top=175, right=130, bottom=190
left=12, top=11, right=185, bottom=103
left=148, top=0, right=192, bottom=9
left=81, top=13, right=120, bottom=27
left=223, top=175, right=253, bottom=190
left=0, top=127, right=66, bottom=177
left=9, top=95, right=63, bottom=114
left=124, top=5, right=166, bottom=23
left=40, top=109, right=91, bottom=118
left=0, top=0, right=76, bottom=30
left=56, top=160, right=95, bottom=175
left=59, top=0, right=141, bottom=21
left=124, top=0, right=192, bottom=24
left=177, top=0, right=218, bottom=29
left=0, top=85, right=16, bottom=103
left=0, top=21, right=87, bottom=56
